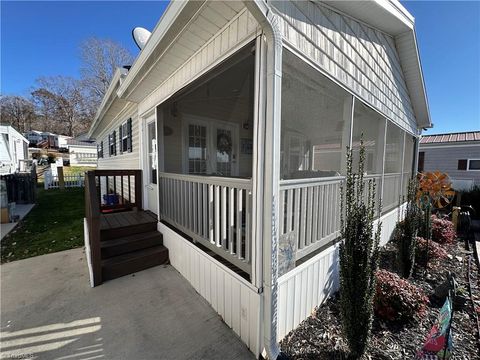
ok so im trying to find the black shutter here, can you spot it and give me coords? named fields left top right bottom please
left=119, top=125, right=123, bottom=154
left=113, top=131, right=117, bottom=156
left=418, top=151, right=425, bottom=172
left=127, top=118, right=133, bottom=152
left=108, top=135, right=112, bottom=156
left=458, top=159, right=467, bottom=170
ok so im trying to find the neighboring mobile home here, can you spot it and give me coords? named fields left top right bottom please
left=66, top=139, right=98, bottom=167
left=419, top=131, right=480, bottom=190
left=85, top=1, right=431, bottom=358
left=0, top=125, right=29, bottom=175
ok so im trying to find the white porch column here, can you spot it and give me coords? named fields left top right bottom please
left=244, top=1, right=283, bottom=359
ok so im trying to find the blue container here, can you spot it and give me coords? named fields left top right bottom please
left=103, top=193, right=119, bottom=205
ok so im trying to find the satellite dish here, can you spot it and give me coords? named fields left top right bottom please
left=132, top=27, right=151, bottom=50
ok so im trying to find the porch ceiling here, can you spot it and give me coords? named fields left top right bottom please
left=117, top=1, right=247, bottom=103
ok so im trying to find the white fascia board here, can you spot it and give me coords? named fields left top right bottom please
left=116, top=1, right=189, bottom=99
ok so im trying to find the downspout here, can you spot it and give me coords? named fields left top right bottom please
left=243, top=1, right=282, bottom=359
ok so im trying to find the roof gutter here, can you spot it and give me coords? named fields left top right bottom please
left=243, top=1, right=282, bottom=359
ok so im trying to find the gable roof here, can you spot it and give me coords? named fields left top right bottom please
left=420, top=131, right=480, bottom=144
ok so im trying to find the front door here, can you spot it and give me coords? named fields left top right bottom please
left=184, top=116, right=238, bottom=176
left=144, top=118, right=158, bottom=214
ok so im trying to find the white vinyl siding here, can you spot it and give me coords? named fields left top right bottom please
left=96, top=104, right=140, bottom=170
left=271, top=0, right=418, bottom=134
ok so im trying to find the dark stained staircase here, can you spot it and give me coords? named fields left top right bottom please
left=99, top=210, right=168, bottom=282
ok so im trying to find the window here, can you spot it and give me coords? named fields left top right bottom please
left=109, top=132, right=116, bottom=156
left=468, top=159, right=480, bottom=170
left=97, top=141, right=103, bottom=158
left=418, top=151, right=425, bottom=172
left=119, top=118, right=132, bottom=153
left=281, top=49, right=353, bottom=179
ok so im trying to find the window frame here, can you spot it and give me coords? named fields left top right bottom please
left=467, top=159, right=480, bottom=171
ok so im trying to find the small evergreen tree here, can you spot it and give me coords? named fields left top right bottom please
left=339, top=141, right=381, bottom=358
left=397, top=177, right=421, bottom=278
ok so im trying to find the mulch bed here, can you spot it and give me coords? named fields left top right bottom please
left=280, top=238, right=480, bottom=359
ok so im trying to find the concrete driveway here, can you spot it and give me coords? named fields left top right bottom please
left=0, top=248, right=254, bottom=360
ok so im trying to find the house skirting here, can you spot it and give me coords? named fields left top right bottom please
left=277, top=203, right=404, bottom=341
left=158, top=222, right=262, bottom=357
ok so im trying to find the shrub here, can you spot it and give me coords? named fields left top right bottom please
left=339, top=141, right=380, bottom=358
left=431, top=215, right=456, bottom=244
left=47, top=153, right=56, bottom=163
left=374, top=269, right=429, bottom=323
left=415, top=236, right=448, bottom=267
left=396, top=177, right=421, bottom=278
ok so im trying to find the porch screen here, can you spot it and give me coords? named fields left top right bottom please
left=352, top=100, right=385, bottom=215
left=281, top=49, right=352, bottom=180
left=403, top=134, right=416, bottom=196
left=383, top=121, right=404, bottom=212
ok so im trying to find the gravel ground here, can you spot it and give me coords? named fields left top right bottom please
left=280, top=239, right=480, bottom=359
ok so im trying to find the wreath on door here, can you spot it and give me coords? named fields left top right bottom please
left=217, top=132, right=232, bottom=154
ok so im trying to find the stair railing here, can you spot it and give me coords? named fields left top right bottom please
left=85, top=171, right=102, bottom=286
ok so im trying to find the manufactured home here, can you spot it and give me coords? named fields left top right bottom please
left=85, top=1, right=431, bottom=358
left=419, top=131, right=480, bottom=190
left=0, top=125, right=29, bottom=175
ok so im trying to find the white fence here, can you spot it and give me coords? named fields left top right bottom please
left=44, top=170, right=84, bottom=190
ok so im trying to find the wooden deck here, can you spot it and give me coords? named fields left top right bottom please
left=100, top=210, right=157, bottom=230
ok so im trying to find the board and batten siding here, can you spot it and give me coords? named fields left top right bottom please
left=138, top=6, right=259, bottom=116
left=420, top=144, right=480, bottom=184
left=159, top=222, right=261, bottom=356
left=277, top=203, right=403, bottom=340
left=271, top=0, right=418, bottom=135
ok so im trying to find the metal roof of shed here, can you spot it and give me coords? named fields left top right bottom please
left=420, top=131, right=480, bottom=144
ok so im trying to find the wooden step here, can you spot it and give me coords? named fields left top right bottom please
left=101, top=231, right=163, bottom=259
left=101, top=221, right=157, bottom=241
left=102, top=245, right=169, bottom=281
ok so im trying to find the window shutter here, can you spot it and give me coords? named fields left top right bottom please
left=418, top=152, right=425, bottom=172
left=458, top=159, right=467, bottom=170
left=113, top=131, right=117, bottom=156
left=100, top=141, right=103, bottom=158
left=127, top=118, right=133, bottom=152
left=108, top=135, right=112, bottom=156
left=119, top=125, right=123, bottom=154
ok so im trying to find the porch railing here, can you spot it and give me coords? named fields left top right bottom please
left=84, top=169, right=143, bottom=286
left=159, top=172, right=252, bottom=275
left=279, top=177, right=343, bottom=260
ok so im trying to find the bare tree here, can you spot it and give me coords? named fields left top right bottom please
left=33, top=76, right=90, bottom=137
left=31, top=88, right=57, bottom=132
left=0, top=95, right=36, bottom=132
left=79, top=37, right=134, bottom=108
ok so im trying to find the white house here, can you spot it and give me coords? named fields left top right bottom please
left=85, top=1, right=431, bottom=358
left=419, top=131, right=480, bottom=190
left=67, top=139, right=98, bottom=167
left=24, top=130, right=71, bottom=148
left=0, top=125, right=29, bottom=175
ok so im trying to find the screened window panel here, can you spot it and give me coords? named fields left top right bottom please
left=281, top=49, right=352, bottom=180
left=382, top=122, right=404, bottom=212
left=403, top=134, right=416, bottom=196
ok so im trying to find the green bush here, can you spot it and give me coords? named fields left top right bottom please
left=339, top=141, right=380, bottom=358
left=374, top=269, right=429, bottom=323
left=47, top=153, right=56, bottom=163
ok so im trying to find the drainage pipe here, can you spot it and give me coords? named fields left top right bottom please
left=243, top=1, right=282, bottom=359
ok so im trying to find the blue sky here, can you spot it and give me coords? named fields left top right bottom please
left=1, top=1, right=479, bottom=134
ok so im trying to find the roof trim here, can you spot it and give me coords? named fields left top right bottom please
left=116, top=1, right=190, bottom=99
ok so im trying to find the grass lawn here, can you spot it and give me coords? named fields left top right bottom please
left=1, top=187, right=85, bottom=263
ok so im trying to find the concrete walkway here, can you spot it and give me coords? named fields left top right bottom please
left=0, top=203, right=35, bottom=241
left=0, top=248, right=254, bottom=360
